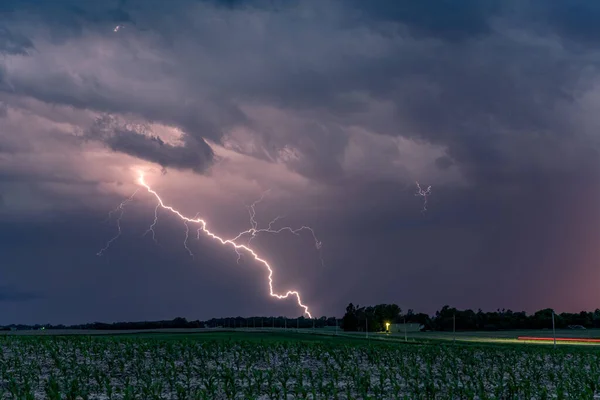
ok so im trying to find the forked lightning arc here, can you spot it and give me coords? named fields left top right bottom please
left=97, top=190, right=138, bottom=256
left=97, top=171, right=323, bottom=318
left=415, top=181, right=432, bottom=213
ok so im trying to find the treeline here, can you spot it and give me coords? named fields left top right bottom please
left=203, top=316, right=338, bottom=329
left=341, top=304, right=600, bottom=332
left=0, top=317, right=203, bottom=331
left=64, top=317, right=203, bottom=331
left=5, top=305, right=600, bottom=332
left=1, top=316, right=340, bottom=331
left=431, top=306, right=600, bottom=331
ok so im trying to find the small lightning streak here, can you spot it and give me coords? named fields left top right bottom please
left=137, top=173, right=314, bottom=318
left=143, top=204, right=160, bottom=243
left=415, top=181, right=432, bottom=213
left=183, top=223, right=194, bottom=258
left=248, top=190, right=270, bottom=231
left=97, top=190, right=139, bottom=256
left=183, top=212, right=201, bottom=259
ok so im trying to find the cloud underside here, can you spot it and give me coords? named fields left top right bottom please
left=0, top=0, right=597, bottom=186
left=86, top=115, right=214, bottom=172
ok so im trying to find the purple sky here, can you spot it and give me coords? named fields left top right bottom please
left=1, top=0, right=600, bottom=324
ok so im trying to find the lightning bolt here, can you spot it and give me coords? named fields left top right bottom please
left=97, top=189, right=139, bottom=256
left=98, top=172, right=318, bottom=318
left=415, top=181, right=432, bottom=213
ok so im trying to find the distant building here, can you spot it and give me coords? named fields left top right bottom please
left=387, top=323, right=423, bottom=333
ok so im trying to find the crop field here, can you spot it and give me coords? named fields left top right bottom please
left=0, top=331, right=599, bottom=399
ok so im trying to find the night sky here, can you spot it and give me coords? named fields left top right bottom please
left=1, top=0, right=600, bottom=325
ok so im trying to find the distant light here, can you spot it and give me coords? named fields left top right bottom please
left=385, top=322, right=390, bottom=332
left=114, top=25, right=122, bottom=32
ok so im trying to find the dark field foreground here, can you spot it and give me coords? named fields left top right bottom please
left=0, top=331, right=599, bottom=399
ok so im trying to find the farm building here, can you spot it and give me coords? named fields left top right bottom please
left=387, top=323, right=422, bottom=333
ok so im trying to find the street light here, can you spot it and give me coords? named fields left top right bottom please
left=385, top=322, right=390, bottom=333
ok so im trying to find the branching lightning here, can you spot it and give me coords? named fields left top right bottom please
left=229, top=191, right=324, bottom=266
left=415, top=181, right=432, bottom=213
left=184, top=212, right=201, bottom=259
left=97, top=189, right=139, bottom=256
left=97, top=172, right=323, bottom=318
left=248, top=190, right=270, bottom=231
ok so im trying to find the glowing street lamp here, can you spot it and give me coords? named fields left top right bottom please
left=385, top=322, right=390, bottom=333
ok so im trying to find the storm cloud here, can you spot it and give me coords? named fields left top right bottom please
left=0, top=0, right=599, bottom=324
left=87, top=115, right=215, bottom=173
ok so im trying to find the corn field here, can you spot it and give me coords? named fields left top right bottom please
left=0, top=334, right=598, bottom=399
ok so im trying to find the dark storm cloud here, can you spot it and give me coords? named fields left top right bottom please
left=384, top=42, right=594, bottom=183
left=106, top=131, right=213, bottom=173
left=524, top=0, right=600, bottom=46
left=0, top=27, right=34, bottom=55
left=3, top=0, right=594, bottom=183
left=0, top=0, right=600, bottom=324
left=87, top=115, right=215, bottom=173
left=0, top=0, right=131, bottom=32
left=351, top=0, right=500, bottom=41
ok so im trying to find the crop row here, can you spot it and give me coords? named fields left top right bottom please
left=0, top=335, right=598, bottom=399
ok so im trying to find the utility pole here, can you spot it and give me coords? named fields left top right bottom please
left=552, top=310, right=556, bottom=349
left=453, top=313, right=456, bottom=344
